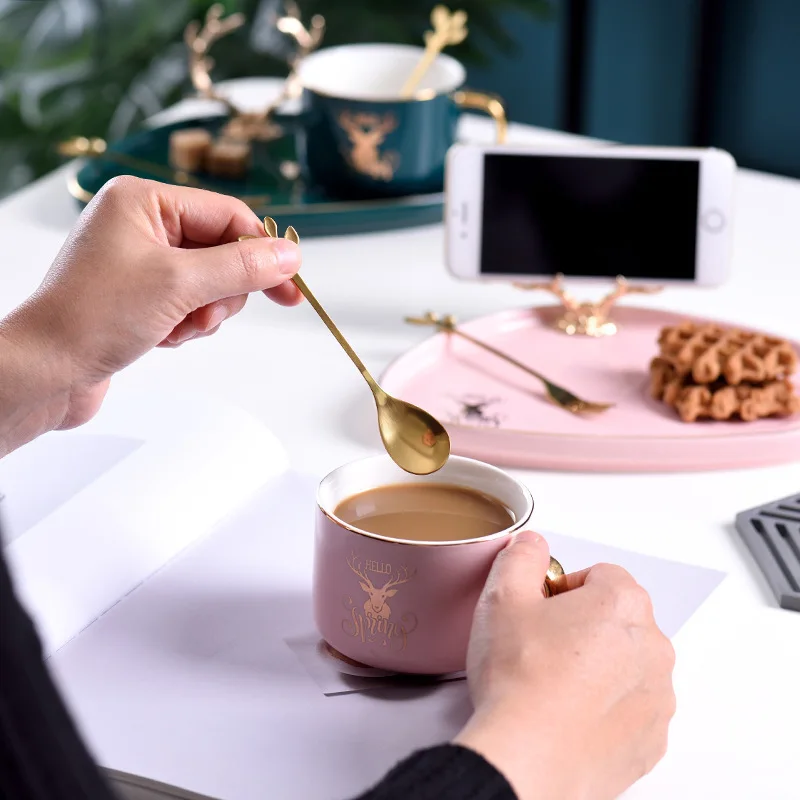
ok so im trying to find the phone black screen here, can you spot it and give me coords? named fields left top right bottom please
left=480, top=154, right=700, bottom=279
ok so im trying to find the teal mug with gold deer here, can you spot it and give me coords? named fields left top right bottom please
left=286, top=43, right=506, bottom=199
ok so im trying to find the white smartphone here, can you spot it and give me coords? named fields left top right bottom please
left=445, top=143, right=736, bottom=285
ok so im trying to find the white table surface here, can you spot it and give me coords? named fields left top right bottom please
left=1, top=88, right=799, bottom=799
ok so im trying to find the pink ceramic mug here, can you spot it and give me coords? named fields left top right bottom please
left=313, top=454, right=536, bottom=675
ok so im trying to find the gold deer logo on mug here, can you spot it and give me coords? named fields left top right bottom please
left=338, top=112, right=400, bottom=181
left=342, top=551, right=418, bottom=651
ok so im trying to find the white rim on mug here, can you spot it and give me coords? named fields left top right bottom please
left=317, top=454, right=534, bottom=547
left=296, top=43, right=466, bottom=103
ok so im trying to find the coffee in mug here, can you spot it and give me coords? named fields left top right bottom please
left=334, top=483, right=514, bottom=542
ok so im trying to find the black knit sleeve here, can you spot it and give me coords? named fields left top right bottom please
left=353, top=744, right=517, bottom=800
left=0, top=541, right=119, bottom=800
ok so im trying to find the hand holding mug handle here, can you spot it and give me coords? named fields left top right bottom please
left=543, top=556, right=565, bottom=597
left=453, top=90, right=508, bottom=144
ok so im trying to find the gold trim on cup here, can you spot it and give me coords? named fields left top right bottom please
left=453, top=90, right=508, bottom=144
left=304, top=84, right=441, bottom=104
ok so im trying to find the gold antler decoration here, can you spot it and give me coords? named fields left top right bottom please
left=596, top=276, right=663, bottom=316
left=184, top=4, right=246, bottom=112
left=264, top=1, right=326, bottom=109
left=277, top=1, right=326, bottom=63
left=184, top=2, right=325, bottom=143
left=516, top=274, right=663, bottom=337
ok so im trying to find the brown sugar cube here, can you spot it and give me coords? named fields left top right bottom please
left=168, top=128, right=212, bottom=172
left=204, top=139, right=251, bottom=179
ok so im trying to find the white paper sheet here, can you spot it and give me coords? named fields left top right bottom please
left=0, top=432, right=143, bottom=544
left=48, top=475, right=725, bottom=800
left=5, top=393, right=287, bottom=658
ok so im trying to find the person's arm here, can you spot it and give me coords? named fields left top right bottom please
left=0, top=311, right=73, bottom=457
left=0, top=174, right=303, bottom=459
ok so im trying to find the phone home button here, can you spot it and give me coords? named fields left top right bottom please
left=703, top=208, right=726, bottom=233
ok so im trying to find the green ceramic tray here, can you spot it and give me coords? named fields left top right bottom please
left=69, top=116, right=444, bottom=237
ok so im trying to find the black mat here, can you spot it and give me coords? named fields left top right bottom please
left=736, top=493, right=800, bottom=611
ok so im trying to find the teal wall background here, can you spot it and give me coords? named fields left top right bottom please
left=709, top=0, right=800, bottom=176
left=467, top=0, right=800, bottom=178
left=468, top=8, right=563, bottom=131
left=584, top=0, right=697, bottom=146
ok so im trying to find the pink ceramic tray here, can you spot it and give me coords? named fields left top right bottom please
left=380, top=306, right=800, bottom=472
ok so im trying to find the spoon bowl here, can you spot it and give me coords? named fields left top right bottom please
left=374, top=391, right=450, bottom=475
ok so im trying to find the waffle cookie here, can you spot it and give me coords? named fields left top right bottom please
left=650, top=356, right=800, bottom=423
left=657, top=321, right=797, bottom=385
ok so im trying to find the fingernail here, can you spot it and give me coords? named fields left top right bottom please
left=174, top=327, right=195, bottom=344
left=206, top=306, right=227, bottom=330
left=513, top=530, right=542, bottom=544
left=273, top=239, right=301, bottom=274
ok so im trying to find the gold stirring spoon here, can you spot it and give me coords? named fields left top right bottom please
left=400, top=6, right=468, bottom=98
left=406, top=312, right=614, bottom=415
left=240, top=219, right=451, bottom=475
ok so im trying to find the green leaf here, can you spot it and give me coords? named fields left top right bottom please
left=0, top=0, right=98, bottom=73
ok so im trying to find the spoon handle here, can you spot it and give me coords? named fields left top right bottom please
left=408, top=314, right=551, bottom=383
left=291, top=274, right=381, bottom=393
left=400, top=47, right=441, bottom=98
left=446, top=326, right=551, bottom=384
left=400, top=7, right=468, bottom=98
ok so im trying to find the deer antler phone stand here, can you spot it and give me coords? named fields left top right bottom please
left=515, top=274, right=664, bottom=338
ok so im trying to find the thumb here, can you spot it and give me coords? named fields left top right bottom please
left=179, top=236, right=302, bottom=306
left=484, top=530, right=552, bottom=607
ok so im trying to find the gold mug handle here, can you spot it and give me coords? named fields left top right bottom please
left=543, top=556, right=565, bottom=598
left=453, top=89, right=508, bottom=144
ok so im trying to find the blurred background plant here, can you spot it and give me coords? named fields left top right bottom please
left=0, top=0, right=552, bottom=198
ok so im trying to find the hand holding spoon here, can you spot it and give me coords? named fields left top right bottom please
left=240, top=218, right=450, bottom=475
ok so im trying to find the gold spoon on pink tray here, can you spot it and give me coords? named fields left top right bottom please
left=406, top=312, right=614, bottom=415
